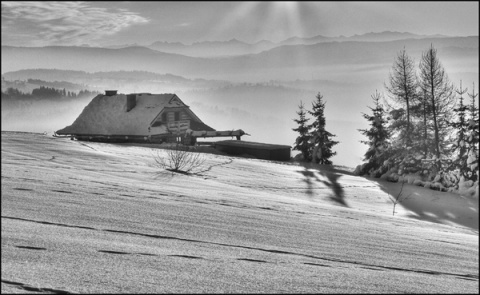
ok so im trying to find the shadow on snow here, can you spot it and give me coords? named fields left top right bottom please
left=370, top=179, right=479, bottom=232
left=296, top=163, right=348, bottom=207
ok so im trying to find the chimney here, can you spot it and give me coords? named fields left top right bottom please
left=126, top=94, right=136, bottom=112
left=105, top=90, right=117, bottom=96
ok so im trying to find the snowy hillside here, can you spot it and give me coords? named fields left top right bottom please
left=1, top=131, right=478, bottom=293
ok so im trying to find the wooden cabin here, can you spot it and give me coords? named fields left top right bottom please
left=56, top=90, right=245, bottom=144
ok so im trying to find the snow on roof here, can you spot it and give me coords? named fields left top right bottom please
left=57, top=93, right=185, bottom=136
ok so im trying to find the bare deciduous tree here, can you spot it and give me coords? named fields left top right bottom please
left=419, top=44, right=455, bottom=160
left=385, top=48, right=418, bottom=145
left=153, top=144, right=206, bottom=175
left=389, top=181, right=412, bottom=216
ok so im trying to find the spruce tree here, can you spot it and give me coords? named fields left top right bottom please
left=417, top=88, right=435, bottom=158
left=449, top=81, right=469, bottom=176
left=358, top=90, right=391, bottom=175
left=465, top=84, right=479, bottom=180
left=292, top=101, right=312, bottom=161
left=308, top=92, right=339, bottom=165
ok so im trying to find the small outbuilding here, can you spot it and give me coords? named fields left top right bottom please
left=214, top=140, right=291, bottom=161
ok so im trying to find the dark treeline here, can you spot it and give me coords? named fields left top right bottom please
left=1, top=86, right=100, bottom=100
left=356, top=44, right=478, bottom=194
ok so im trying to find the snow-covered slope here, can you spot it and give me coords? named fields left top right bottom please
left=1, top=132, right=478, bottom=293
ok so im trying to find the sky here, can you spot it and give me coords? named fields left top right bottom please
left=1, top=1, right=479, bottom=47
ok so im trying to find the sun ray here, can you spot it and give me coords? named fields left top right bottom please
left=203, top=2, right=258, bottom=42
left=203, top=2, right=308, bottom=43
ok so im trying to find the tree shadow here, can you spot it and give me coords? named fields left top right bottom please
left=297, top=168, right=318, bottom=197
left=370, top=178, right=479, bottom=231
left=296, top=163, right=348, bottom=207
left=318, top=170, right=347, bottom=207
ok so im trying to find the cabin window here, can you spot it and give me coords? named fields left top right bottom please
left=162, top=112, right=167, bottom=122
left=174, top=111, right=180, bottom=121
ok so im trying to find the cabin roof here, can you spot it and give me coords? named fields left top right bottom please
left=56, top=93, right=213, bottom=136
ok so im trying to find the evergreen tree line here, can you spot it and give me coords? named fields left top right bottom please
left=292, top=93, right=339, bottom=165
left=1, top=86, right=99, bottom=100
left=357, top=45, right=479, bottom=189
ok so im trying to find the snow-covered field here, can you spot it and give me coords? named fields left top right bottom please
left=1, top=131, right=478, bottom=293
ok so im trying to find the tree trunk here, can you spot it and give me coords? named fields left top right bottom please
left=406, top=97, right=410, bottom=144
left=429, top=54, right=441, bottom=159
left=423, top=93, right=428, bottom=157
left=402, top=57, right=411, bottom=144
left=430, top=86, right=441, bottom=159
left=312, top=145, right=320, bottom=164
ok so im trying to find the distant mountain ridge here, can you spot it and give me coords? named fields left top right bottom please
left=2, top=31, right=461, bottom=59
left=145, top=31, right=453, bottom=57
left=1, top=36, right=477, bottom=82
left=148, top=38, right=276, bottom=57
left=3, top=69, right=203, bottom=82
left=277, top=31, right=443, bottom=46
